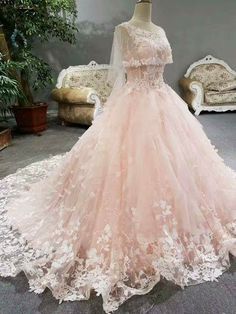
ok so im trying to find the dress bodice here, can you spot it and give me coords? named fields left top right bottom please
left=110, top=22, right=173, bottom=90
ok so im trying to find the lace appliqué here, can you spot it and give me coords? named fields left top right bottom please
left=0, top=22, right=236, bottom=314
left=119, top=22, right=173, bottom=67
left=113, top=22, right=173, bottom=92
left=0, top=157, right=235, bottom=314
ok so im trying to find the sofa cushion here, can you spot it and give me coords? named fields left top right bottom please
left=205, top=90, right=236, bottom=105
left=58, top=103, right=94, bottom=126
left=63, top=69, right=112, bottom=104
left=207, top=79, right=236, bottom=92
left=189, top=63, right=235, bottom=88
left=51, top=87, right=96, bottom=105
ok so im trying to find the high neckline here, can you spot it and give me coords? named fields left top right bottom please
left=120, top=21, right=161, bottom=35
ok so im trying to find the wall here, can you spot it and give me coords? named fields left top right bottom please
left=34, top=0, right=236, bottom=100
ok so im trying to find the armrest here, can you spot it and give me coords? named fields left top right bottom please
left=90, top=94, right=104, bottom=120
left=179, top=77, right=204, bottom=115
left=51, top=87, right=98, bottom=105
left=179, top=77, right=193, bottom=91
left=179, top=77, right=196, bottom=105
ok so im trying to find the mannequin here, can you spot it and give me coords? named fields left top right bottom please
left=127, top=0, right=160, bottom=34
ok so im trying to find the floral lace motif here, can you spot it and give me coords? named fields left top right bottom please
left=0, top=22, right=236, bottom=314
left=113, top=22, right=173, bottom=92
left=0, top=156, right=235, bottom=313
left=119, top=22, right=173, bottom=68
left=107, top=21, right=173, bottom=91
left=126, top=64, right=165, bottom=91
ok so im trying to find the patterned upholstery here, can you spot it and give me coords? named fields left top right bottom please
left=179, top=55, right=236, bottom=115
left=205, top=90, right=236, bottom=105
left=207, top=79, right=236, bottom=92
left=52, top=61, right=112, bottom=125
left=189, top=64, right=235, bottom=89
left=61, top=67, right=112, bottom=105
left=52, top=87, right=96, bottom=105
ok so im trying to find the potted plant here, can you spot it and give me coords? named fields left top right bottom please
left=0, top=0, right=78, bottom=133
left=10, top=49, right=51, bottom=133
left=0, top=52, right=26, bottom=150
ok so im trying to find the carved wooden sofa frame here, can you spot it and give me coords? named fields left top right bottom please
left=52, top=61, right=112, bottom=126
left=179, top=55, right=236, bottom=115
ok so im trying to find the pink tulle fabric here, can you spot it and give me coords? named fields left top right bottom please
left=0, top=22, right=236, bottom=313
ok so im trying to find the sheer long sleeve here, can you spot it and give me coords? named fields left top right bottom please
left=107, top=27, right=126, bottom=90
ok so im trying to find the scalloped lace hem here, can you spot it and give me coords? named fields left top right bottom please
left=0, top=156, right=235, bottom=313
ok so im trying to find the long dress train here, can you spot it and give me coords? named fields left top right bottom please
left=0, top=22, right=235, bottom=313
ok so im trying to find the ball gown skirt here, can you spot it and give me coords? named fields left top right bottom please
left=0, top=79, right=235, bottom=313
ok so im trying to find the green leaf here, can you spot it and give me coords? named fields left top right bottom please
left=0, top=0, right=78, bottom=107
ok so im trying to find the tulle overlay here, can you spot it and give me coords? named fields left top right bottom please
left=1, top=22, right=236, bottom=313
left=0, top=83, right=236, bottom=313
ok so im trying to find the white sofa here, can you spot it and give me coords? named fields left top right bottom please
left=179, top=55, right=236, bottom=115
left=52, top=61, right=112, bottom=125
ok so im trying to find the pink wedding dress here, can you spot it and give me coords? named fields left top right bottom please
left=0, top=22, right=236, bottom=313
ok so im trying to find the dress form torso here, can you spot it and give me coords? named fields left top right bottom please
left=111, top=1, right=173, bottom=90
left=0, top=0, right=236, bottom=312
left=128, top=2, right=160, bottom=34
left=117, top=2, right=162, bottom=53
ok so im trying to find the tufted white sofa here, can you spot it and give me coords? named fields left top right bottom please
left=51, top=61, right=112, bottom=125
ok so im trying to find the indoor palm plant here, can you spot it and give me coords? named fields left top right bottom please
left=0, top=0, right=78, bottom=133
left=0, top=52, right=26, bottom=149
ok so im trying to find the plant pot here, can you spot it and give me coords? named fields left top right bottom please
left=0, top=127, right=12, bottom=150
left=12, top=102, right=48, bottom=133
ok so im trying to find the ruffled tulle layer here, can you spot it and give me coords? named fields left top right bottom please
left=0, top=83, right=236, bottom=313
